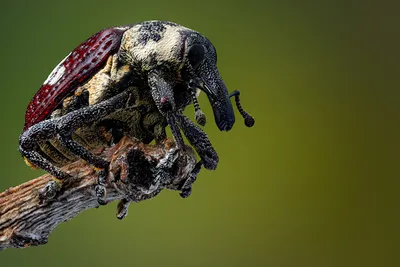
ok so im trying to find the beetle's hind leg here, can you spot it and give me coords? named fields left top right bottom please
left=37, top=92, right=91, bottom=167
left=19, top=119, right=71, bottom=201
left=55, top=89, right=134, bottom=205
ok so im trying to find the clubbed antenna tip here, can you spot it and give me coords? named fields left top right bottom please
left=229, top=90, right=255, bottom=128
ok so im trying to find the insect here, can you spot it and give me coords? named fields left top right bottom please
left=19, top=21, right=254, bottom=204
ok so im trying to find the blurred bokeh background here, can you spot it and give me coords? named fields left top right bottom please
left=0, top=0, right=398, bottom=266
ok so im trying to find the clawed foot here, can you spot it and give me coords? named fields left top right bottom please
left=180, top=161, right=202, bottom=198
left=95, top=169, right=108, bottom=205
left=201, top=149, right=219, bottom=170
left=174, top=113, right=219, bottom=170
left=180, top=188, right=192, bottom=198
left=116, top=198, right=131, bottom=220
left=39, top=179, right=62, bottom=203
left=95, top=184, right=108, bottom=205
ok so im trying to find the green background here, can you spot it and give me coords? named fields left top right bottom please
left=0, top=0, right=398, bottom=266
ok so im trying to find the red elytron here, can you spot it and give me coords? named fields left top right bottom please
left=24, top=27, right=129, bottom=130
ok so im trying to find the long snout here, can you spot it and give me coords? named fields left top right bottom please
left=203, top=75, right=235, bottom=131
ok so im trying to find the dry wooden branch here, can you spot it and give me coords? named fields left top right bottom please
left=0, top=137, right=198, bottom=251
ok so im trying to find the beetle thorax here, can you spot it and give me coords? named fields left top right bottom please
left=120, top=22, right=191, bottom=72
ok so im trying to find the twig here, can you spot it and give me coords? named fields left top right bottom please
left=0, top=137, right=197, bottom=251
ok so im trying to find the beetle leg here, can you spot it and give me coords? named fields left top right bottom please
left=147, top=69, right=218, bottom=169
left=19, top=119, right=71, bottom=201
left=180, top=161, right=202, bottom=198
left=116, top=198, right=131, bottom=220
left=148, top=69, right=185, bottom=148
left=166, top=112, right=185, bottom=148
left=36, top=89, right=90, bottom=166
left=55, top=89, right=134, bottom=204
left=19, top=120, right=69, bottom=179
left=175, top=113, right=219, bottom=170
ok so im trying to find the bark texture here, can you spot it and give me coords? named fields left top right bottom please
left=0, top=137, right=197, bottom=251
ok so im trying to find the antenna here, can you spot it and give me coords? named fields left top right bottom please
left=229, top=90, right=255, bottom=127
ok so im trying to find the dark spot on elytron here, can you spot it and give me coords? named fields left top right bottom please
left=103, top=40, right=113, bottom=50
left=102, top=33, right=112, bottom=41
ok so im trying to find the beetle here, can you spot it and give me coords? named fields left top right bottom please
left=19, top=21, right=254, bottom=204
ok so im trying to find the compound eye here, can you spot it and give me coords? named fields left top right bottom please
left=188, top=44, right=205, bottom=69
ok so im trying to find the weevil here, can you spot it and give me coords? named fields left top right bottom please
left=19, top=21, right=255, bottom=204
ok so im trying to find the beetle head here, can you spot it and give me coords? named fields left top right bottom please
left=180, top=33, right=235, bottom=131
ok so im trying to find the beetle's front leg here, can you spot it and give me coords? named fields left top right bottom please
left=175, top=113, right=219, bottom=170
left=148, top=69, right=184, bottom=148
left=180, top=160, right=202, bottom=198
left=172, top=114, right=218, bottom=197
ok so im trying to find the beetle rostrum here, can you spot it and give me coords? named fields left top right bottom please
left=19, top=21, right=255, bottom=205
